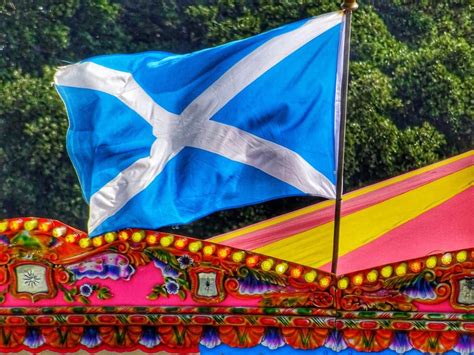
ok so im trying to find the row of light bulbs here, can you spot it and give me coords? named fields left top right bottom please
left=337, top=250, right=469, bottom=290
left=1, top=219, right=469, bottom=290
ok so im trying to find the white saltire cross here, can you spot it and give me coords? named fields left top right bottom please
left=55, top=12, right=342, bottom=233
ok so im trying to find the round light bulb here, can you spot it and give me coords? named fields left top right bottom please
left=366, top=270, right=378, bottom=282
left=189, top=241, right=202, bottom=252
left=232, top=251, right=245, bottom=263
left=217, top=247, right=230, bottom=258
left=456, top=250, right=467, bottom=263
left=441, top=253, right=452, bottom=265
left=261, top=259, right=274, bottom=271
left=426, top=256, right=437, bottom=269
left=290, top=267, right=302, bottom=278
left=92, top=236, right=104, bottom=247
left=39, top=221, right=52, bottom=232
left=160, top=235, right=174, bottom=247
left=132, top=230, right=145, bottom=243
left=304, top=270, right=317, bottom=283
left=52, top=226, right=66, bottom=238
left=174, top=238, right=187, bottom=249
left=65, top=234, right=77, bottom=243
left=9, top=219, right=23, bottom=231
left=146, top=234, right=158, bottom=244
left=118, top=231, right=130, bottom=241
left=352, top=274, right=363, bottom=286
left=203, top=245, right=216, bottom=256
left=381, top=265, right=393, bottom=278
left=395, top=263, right=407, bottom=276
left=409, top=261, right=422, bottom=273
left=104, top=232, right=117, bottom=243
left=24, top=220, right=38, bottom=231
left=79, top=238, right=92, bottom=248
left=319, top=276, right=331, bottom=288
left=0, top=221, right=8, bottom=233
left=246, top=255, right=259, bottom=267
left=338, top=277, right=349, bottom=290
left=275, top=262, right=288, bottom=275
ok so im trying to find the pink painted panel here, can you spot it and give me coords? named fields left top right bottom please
left=3, top=263, right=260, bottom=308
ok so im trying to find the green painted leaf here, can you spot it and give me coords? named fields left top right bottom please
left=97, top=287, right=112, bottom=300
left=78, top=295, right=90, bottom=305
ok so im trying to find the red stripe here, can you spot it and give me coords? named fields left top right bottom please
left=221, top=154, right=473, bottom=250
left=320, top=186, right=474, bottom=274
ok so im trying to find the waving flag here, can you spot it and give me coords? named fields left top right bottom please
left=55, top=11, right=346, bottom=236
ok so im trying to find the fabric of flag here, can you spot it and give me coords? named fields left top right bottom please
left=54, top=11, right=346, bottom=236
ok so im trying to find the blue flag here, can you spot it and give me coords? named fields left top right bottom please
left=55, top=11, right=345, bottom=236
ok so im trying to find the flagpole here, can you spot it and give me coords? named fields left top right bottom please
left=331, top=0, right=358, bottom=274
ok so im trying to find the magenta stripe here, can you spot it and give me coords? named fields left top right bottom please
left=320, top=186, right=474, bottom=274
left=218, top=154, right=473, bottom=250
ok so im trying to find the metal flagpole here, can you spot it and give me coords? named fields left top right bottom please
left=331, top=0, right=358, bottom=274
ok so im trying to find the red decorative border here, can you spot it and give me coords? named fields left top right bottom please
left=0, top=218, right=471, bottom=353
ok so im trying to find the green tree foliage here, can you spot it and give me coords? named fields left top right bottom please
left=0, top=0, right=127, bottom=78
left=0, top=68, right=87, bottom=226
left=0, top=0, right=472, bottom=236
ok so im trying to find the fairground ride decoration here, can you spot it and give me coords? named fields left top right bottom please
left=0, top=151, right=472, bottom=354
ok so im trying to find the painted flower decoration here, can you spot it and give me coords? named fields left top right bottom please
left=454, top=334, right=474, bottom=355
left=163, top=265, right=180, bottom=278
left=389, top=331, right=411, bottom=354
left=80, top=284, right=94, bottom=297
left=164, top=280, right=180, bottom=295
left=262, top=327, right=285, bottom=350
left=325, top=330, right=347, bottom=352
left=177, top=255, right=194, bottom=269
left=200, top=326, right=221, bottom=349
left=239, top=272, right=280, bottom=294
left=139, top=326, right=161, bottom=348
left=24, top=328, right=45, bottom=349
left=0, top=235, right=9, bottom=246
left=81, top=327, right=102, bottom=348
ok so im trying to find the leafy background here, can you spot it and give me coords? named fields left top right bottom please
left=0, top=0, right=472, bottom=238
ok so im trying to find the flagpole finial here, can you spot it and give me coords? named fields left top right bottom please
left=341, top=0, right=358, bottom=11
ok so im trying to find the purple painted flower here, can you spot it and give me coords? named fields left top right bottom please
left=239, top=273, right=280, bottom=295
left=139, top=327, right=161, bottom=348
left=389, top=331, right=411, bottom=354
left=81, top=327, right=102, bottom=348
left=177, top=255, right=194, bottom=269
left=454, top=334, right=474, bottom=355
left=24, top=328, right=45, bottom=349
left=0, top=235, right=10, bottom=246
left=153, top=259, right=180, bottom=278
left=401, top=273, right=437, bottom=300
left=165, top=280, right=180, bottom=294
left=79, top=284, right=94, bottom=297
left=67, top=253, right=135, bottom=281
left=325, top=330, right=347, bottom=352
left=200, top=327, right=221, bottom=349
left=262, top=327, right=285, bottom=350
left=163, top=265, right=180, bottom=278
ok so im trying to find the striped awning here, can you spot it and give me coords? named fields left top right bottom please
left=211, top=151, right=473, bottom=274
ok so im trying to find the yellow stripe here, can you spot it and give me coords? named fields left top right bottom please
left=212, top=151, right=473, bottom=243
left=253, top=165, right=474, bottom=268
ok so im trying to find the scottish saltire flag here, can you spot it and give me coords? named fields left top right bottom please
left=55, top=11, right=346, bottom=236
